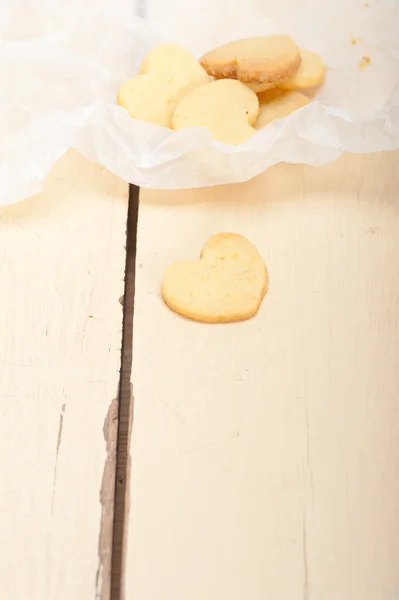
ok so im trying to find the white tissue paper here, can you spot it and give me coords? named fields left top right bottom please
left=1, top=0, right=399, bottom=205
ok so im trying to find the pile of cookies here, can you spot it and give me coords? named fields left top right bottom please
left=117, top=35, right=325, bottom=145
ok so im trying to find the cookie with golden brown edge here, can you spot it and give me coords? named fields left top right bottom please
left=200, top=35, right=301, bottom=87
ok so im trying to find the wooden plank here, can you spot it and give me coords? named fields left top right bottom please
left=126, top=152, right=399, bottom=600
left=0, top=151, right=129, bottom=600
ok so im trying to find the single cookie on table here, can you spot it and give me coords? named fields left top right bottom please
left=162, top=233, right=268, bottom=324
left=280, top=48, right=325, bottom=90
left=172, top=79, right=259, bottom=145
left=117, top=43, right=210, bottom=128
left=200, top=35, right=301, bottom=87
left=256, top=90, right=309, bottom=129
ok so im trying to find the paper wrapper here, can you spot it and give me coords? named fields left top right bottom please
left=1, top=0, right=399, bottom=205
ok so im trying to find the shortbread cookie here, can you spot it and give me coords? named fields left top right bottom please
left=255, top=87, right=284, bottom=103
left=247, top=82, right=279, bottom=93
left=200, top=35, right=301, bottom=86
left=256, top=90, right=309, bottom=129
left=172, top=79, right=259, bottom=145
left=162, top=233, right=268, bottom=323
left=280, top=48, right=325, bottom=90
left=117, top=43, right=210, bottom=128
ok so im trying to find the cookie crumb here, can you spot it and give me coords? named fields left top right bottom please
left=351, top=37, right=363, bottom=45
left=364, top=2, right=369, bottom=6
left=359, top=56, right=370, bottom=69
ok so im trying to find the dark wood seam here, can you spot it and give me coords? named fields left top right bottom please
left=111, top=185, right=140, bottom=600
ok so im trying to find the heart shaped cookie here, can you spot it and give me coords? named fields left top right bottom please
left=162, top=233, right=268, bottom=323
left=117, top=43, right=210, bottom=128
left=172, top=79, right=259, bottom=145
left=200, top=35, right=301, bottom=86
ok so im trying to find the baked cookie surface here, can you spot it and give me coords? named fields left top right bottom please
left=117, top=43, right=210, bottom=127
left=200, top=35, right=301, bottom=86
left=280, top=48, right=326, bottom=90
left=256, top=90, right=309, bottom=129
left=172, top=79, right=259, bottom=145
left=162, top=233, right=268, bottom=324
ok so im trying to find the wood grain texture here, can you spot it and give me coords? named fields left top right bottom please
left=126, top=152, right=399, bottom=600
left=0, top=151, right=129, bottom=600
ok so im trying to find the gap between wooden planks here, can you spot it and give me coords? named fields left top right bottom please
left=111, top=185, right=139, bottom=600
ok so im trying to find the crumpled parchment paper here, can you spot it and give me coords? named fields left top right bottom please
left=1, top=0, right=398, bottom=205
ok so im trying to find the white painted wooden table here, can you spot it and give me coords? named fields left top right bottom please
left=0, top=146, right=398, bottom=600
left=0, top=151, right=129, bottom=600
left=126, top=152, right=399, bottom=600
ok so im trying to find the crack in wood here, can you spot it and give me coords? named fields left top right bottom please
left=95, top=396, right=119, bottom=600
left=110, top=185, right=139, bottom=600
left=94, top=184, right=138, bottom=600
left=52, top=403, right=66, bottom=514
left=303, top=509, right=310, bottom=600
